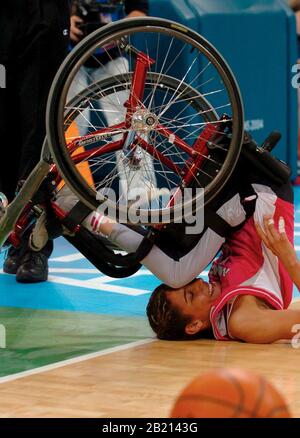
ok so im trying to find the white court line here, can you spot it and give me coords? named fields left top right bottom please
left=50, top=250, right=129, bottom=263
left=50, top=253, right=85, bottom=263
left=47, top=268, right=209, bottom=278
left=49, top=268, right=99, bottom=274
left=45, top=268, right=163, bottom=277
left=0, top=269, right=101, bottom=276
left=49, top=268, right=155, bottom=277
left=0, top=338, right=155, bottom=385
left=47, top=275, right=150, bottom=295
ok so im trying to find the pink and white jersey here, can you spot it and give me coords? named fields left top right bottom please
left=209, top=184, right=294, bottom=341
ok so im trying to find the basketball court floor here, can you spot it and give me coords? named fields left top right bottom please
left=0, top=188, right=300, bottom=417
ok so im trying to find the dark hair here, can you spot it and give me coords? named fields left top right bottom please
left=146, top=283, right=214, bottom=341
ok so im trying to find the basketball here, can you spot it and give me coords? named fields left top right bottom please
left=171, top=368, right=291, bottom=418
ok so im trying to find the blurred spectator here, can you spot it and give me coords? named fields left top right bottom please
left=69, top=0, right=149, bottom=135
left=68, top=1, right=153, bottom=200
left=0, top=1, right=70, bottom=283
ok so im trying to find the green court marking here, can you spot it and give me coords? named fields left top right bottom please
left=0, top=307, right=152, bottom=377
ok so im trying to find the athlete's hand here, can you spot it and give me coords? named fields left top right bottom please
left=255, top=215, right=297, bottom=268
left=70, top=15, right=84, bottom=43
left=86, top=210, right=116, bottom=237
left=256, top=215, right=300, bottom=293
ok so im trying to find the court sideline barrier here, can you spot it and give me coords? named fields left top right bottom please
left=149, top=0, right=298, bottom=178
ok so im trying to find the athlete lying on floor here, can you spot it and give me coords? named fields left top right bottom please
left=57, top=161, right=255, bottom=290
left=76, top=177, right=299, bottom=344
left=55, top=132, right=289, bottom=293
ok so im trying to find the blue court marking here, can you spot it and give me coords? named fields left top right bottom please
left=0, top=187, right=300, bottom=317
left=0, top=274, right=151, bottom=317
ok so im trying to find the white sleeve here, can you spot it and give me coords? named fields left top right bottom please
left=109, top=223, right=224, bottom=288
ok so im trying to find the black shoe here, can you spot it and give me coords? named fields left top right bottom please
left=16, top=250, right=49, bottom=283
left=3, top=246, right=25, bottom=275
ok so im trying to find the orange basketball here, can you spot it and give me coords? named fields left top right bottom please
left=171, top=368, right=290, bottom=418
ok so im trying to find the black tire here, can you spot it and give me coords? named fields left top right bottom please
left=47, top=17, right=244, bottom=223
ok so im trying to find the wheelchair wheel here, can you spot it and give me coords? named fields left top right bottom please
left=47, top=17, right=244, bottom=224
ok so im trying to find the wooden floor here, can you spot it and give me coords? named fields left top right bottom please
left=1, top=194, right=300, bottom=419
left=0, top=335, right=299, bottom=418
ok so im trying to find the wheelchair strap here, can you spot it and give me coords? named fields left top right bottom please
left=204, top=183, right=259, bottom=238
left=62, top=201, right=93, bottom=231
left=204, top=208, right=244, bottom=238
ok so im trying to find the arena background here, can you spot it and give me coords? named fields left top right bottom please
left=0, top=0, right=299, bottom=419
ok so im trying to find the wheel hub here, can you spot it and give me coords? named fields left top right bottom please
left=131, top=110, right=158, bottom=132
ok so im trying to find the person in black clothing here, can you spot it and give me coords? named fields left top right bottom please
left=0, top=1, right=70, bottom=282
left=70, top=0, right=149, bottom=45
left=69, top=1, right=149, bottom=132
left=68, top=1, right=151, bottom=197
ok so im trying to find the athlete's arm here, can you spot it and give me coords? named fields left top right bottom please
left=228, top=295, right=300, bottom=343
left=255, top=216, right=300, bottom=292
left=83, top=212, right=224, bottom=288
left=89, top=192, right=246, bottom=287
left=108, top=222, right=224, bottom=288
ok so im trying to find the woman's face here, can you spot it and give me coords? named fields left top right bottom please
left=166, top=278, right=221, bottom=330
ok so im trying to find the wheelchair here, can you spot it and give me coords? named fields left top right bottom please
left=0, top=17, right=289, bottom=278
